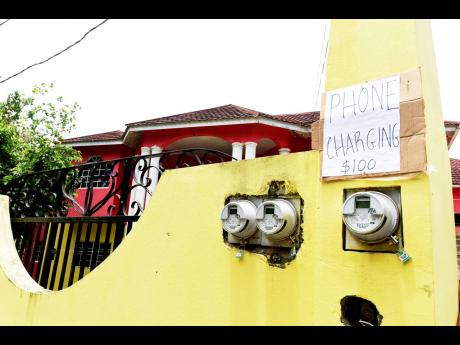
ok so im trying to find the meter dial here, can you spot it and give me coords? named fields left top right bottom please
left=343, top=195, right=385, bottom=235
left=342, top=191, right=399, bottom=243
left=221, top=200, right=257, bottom=239
left=256, top=199, right=297, bottom=241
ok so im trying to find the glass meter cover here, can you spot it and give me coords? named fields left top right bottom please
left=342, top=191, right=399, bottom=243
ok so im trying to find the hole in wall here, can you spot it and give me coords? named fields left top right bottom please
left=268, top=180, right=287, bottom=197
left=340, top=295, right=383, bottom=326
left=222, top=181, right=304, bottom=269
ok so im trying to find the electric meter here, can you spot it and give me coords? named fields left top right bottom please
left=342, top=191, right=400, bottom=243
left=221, top=200, right=257, bottom=239
left=256, top=199, right=297, bottom=240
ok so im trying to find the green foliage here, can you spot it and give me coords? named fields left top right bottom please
left=0, top=83, right=82, bottom=185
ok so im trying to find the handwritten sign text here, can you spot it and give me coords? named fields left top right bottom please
left=322, top=75, right=400, bottom=177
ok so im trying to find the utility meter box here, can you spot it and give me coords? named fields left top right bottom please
left=222, top=196, right=301, bottom=249
left=342, top=187, right=403, bottom=253
left=221, top=199, right=258, bottom=242
left=257, top=198, right=301, bottom=248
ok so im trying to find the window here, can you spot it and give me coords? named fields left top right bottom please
left=79, top=156, right=112, bottom=188
left=73, top=241, right=109, bottom=268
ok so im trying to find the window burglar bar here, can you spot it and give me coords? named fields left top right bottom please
left=10, top=217, right=138, bottom=291
left=79, top=156, right=112, bottom=188
left=73, top=241, right=108, bottom=267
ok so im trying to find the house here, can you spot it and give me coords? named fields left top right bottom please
left=63, top=104, right=318, bottom=217
left=63, top=104, right=460, bottom=218
left=63, top=104, right=460, bottom=282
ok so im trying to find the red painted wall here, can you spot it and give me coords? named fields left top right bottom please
left=138, top=123, right=311, bottom=153
left=68, top=125, right=312, bottom=217
left=453, top=187, right=460, bottom=235
left=453, top=188, right=460, bottom=214
left=78, top=145, right=134, bottom=162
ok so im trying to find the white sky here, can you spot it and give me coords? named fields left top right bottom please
left=0, top=19, right=459, bottom=157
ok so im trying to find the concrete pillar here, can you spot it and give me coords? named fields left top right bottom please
left=231, top=142, right=243, bottom=160
left=244, top=142, right=257, bottom=160
left=128, top=146, right=150, bottom=215
left=322, top=19, right=458, bottom=325
left=144, top=145, right=163, bottom=206
left=278, top=148, right=291, bottom=155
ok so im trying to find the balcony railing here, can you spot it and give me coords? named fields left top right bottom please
left=1, top=148, right=235, bottom=290
left=3, top=148, right=235, bottom=218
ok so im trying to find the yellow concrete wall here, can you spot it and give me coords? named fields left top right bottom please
left=0, top=19, right=456, bottom=325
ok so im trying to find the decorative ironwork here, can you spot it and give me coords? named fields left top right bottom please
left=1, top=148, right=235, bottom=218
left=3, top=148, right=234, bottom=290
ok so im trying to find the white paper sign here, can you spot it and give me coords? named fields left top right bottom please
left=322, top=75, right=400, bottom=177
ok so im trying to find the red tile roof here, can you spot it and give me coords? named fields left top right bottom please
left=125, top=104, right=321, bottom=128
left=445, top=120, right=460, bottom=127
left=451, top=158, right=460, bottom=186
left=271, top=112, right=320, bottom=126
left=63, top=130, right=124, bottom=144
left=126, top=104, right=270, bottom=127
left=62, top=104, right=459, bottom=146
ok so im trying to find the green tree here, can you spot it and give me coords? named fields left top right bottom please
left=0, top=83, right=82, bottom=186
